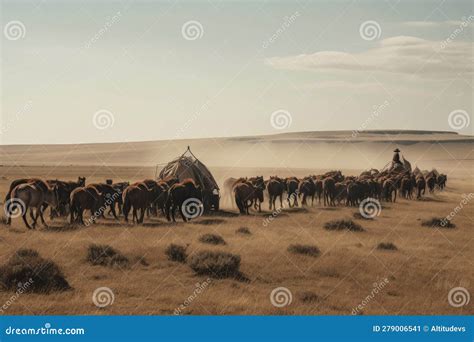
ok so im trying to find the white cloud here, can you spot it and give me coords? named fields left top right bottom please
left=265, top=36, right=473, bottom=79
left=403, top=18, right=474, bottom=28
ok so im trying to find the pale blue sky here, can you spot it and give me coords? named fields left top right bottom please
left=1, top=0, right=473, bottom=144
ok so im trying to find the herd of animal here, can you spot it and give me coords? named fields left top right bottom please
left=225, top=168, right=447, bottom=215
left=3, top=176, right=201, bottom=229
left=2, top=167, right=447, bottom=229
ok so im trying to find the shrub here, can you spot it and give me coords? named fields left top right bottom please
left=377, top=242, right=398, bottom=251
left=199, top=233, right=226, bottom=245
left=288, top=244, right=320, bottom=257
left=236, top=227, right=251, bottom=235
left=421, top=217, right=456, bottom=229
left=189, top=251, right=241, bottom=278
left=324, top=219, right=364, bottom=232
left=299, top=291, right=320, bottom=303
left=165, top=244, right=188, bottom=263
left=0, top=249, right=70, bottom=293
left=87, top=244, right=129, bottom=268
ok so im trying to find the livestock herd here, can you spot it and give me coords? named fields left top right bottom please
left=3, top=176, right=200, bottom=228
left=2, top=167, right=447, bottom=229
left=227, top=168, right=447, bottom=215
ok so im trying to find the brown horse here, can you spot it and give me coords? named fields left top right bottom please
left=234, top=182, right=263, bottom=215
left=46, top=177, right=86, bottom=219
left=165, top=179, right=202, bottom=222
left=87, top=183, right=122, bottom=219
left=9, top=183, right=59, bottom=229
left=122, top=184, right=155, bottom=224
left=70, top=186, right=103, bottom=225
left=267, top=176, right=285, bottom=210
left=5, top=178, right=50, bottom=225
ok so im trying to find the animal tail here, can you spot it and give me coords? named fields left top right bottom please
left=235, top=193, right=244, bottom=214
left=122, top=193, right=131, bottom=221
left=165, top=193, right=172, bottom=221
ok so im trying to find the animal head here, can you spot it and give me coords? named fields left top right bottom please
left=78, top=177, right=86, bottom=186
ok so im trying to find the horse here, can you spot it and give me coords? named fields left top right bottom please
left=70, top=186, right=103, bottom=225
left=298, top=178, right=316, bottom=206
left=323, top=177, right=336, bottom=206
left=437, top=174, right=447, bottom=190
left=234, top=182, right=263, bottom=215
left=87, top=183, right=122, bottom=219
left=5, top=178, right=50, bottom=225
left=122, top=184, right=155, bottom=224
left=416, top=176, right=426, bottom=199
left=165, top=179, right=202, bottom=222
left=267, top=176, right=285, bottom=211
left=426, top=176, right=437, bottom=193
left=285, top=177, right=299, bottom=207
left=382, top=179, right=397, bottom=202
left=9, top=183, right=59, bottom=229
left=223, top=177, right=247, bottom=207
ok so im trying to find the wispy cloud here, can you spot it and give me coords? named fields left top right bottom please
left=402, top=18, right=474, bottom=28
left=265, top=36, right=473, bottom=79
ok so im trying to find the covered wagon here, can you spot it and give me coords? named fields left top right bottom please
left=157, top=147, right=220, bottom=212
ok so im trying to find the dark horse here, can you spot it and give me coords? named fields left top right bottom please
left=234, top=182, right=264, bottom=215
left=165, top=179, right=202, bottom=222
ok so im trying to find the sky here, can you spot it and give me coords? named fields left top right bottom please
left=1, top=0, right=473, bottom=144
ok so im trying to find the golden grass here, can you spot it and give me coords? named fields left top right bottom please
left=0, top=165, right=472, bottom=315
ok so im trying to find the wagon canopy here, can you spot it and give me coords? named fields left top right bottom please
left=158, top=148, right=219, bottom=192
